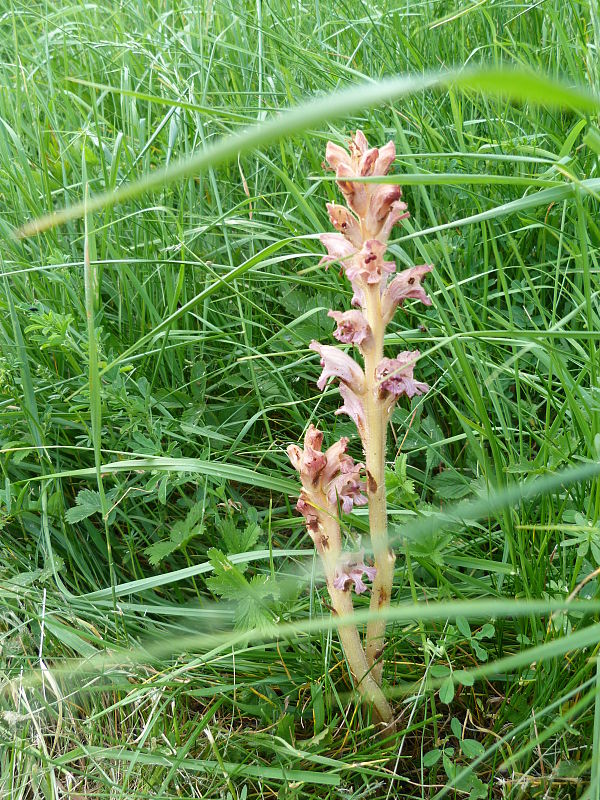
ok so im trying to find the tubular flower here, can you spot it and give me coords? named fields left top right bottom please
left=365, top=184, right=403, bottom=234
left=326, top=203, right=363, bottom=248
left=309, top=341, right=366, bottom=393
left=328, top=309, right=372, bottom=347
left=335, top=382, right=367, bottom=439
left=381, top=264, right=433, bottom=322
left=375, top=352, right=430, bottom=400
left=335, top=162, right=369, bottom=217
left=333, top=551, right=377, bottom=594
left=373, top=140, right=396, bottom=175
left=327, top=455, right=368, bottom=513
left=377, top=199, right=410, bottom=244
left=345, top=240, right=395, bottom=287
left=288, top=427, right=368, bottom=548
left=324, top=131, right=409, bottom=243
left=286, top=424, right=327, bottom=484
left=287, top=426, right=349, bottom=489
left=325, top=131, right=394, bottom=178
left=319, top=232, right=356, bottom=268
left=296, top=493, right=320, bottom=534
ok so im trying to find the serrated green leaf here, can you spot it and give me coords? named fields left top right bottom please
left=218, top=515, right=261, bottom=555
left=456, top=616, right=471, bottom=638
left=451, top=717, right=463, bottom=739
left=65, top=489, right=103, bottom=523
left=145, top=539, right=179, bottom=567
left=206, top=549, right=279, bottom=632
left=144, top=503, right=205, bottom=565
left=206, top=549, right=249, bottom=599
left=431, top=471, right=473, bottom=500
left=422, top=415, right=444, bottom=470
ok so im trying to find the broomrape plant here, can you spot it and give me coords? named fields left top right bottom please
left=288, top=131, right=433, bottom=729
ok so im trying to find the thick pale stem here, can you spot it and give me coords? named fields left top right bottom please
left=319, top=513, right=394, bottom=727
left=363, top=285, right=395, bottom=686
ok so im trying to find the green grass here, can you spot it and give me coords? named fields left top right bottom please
left=1, top=0, right=600, bottom=797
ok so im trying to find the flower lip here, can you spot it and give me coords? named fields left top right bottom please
left=381, top=264, right=433, bottom=321
left=373, top=140, right=396, bottom=176
left=310, top=341, right=366, bottom=393
left=328, top=309, right=372, bottom=346
left=326, top=203, right=363, bottom=249
left=335, top=382, right=366, bottom=438
left=319, top=232, right=356, bottom=268
left=345, top=239, right=395, bottom=286
left=325, top=141, right=351, bottom=172
left=327, top=455, right=367, bottom=514
left=333, top=551, right=377, bottom=594
left=286, top=425, right=327, bottom=485
left=336, top=163, right=368, bottom=217
left=375, top=351, right=430, bottom=399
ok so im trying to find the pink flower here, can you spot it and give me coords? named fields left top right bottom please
left=288, top=428, right=369, bottom=538
left=365, top=184, right=403, bottom=234
left=327, top=458, right=368, bottom=513
left=326, top=203, right=363, bottom=248
left=377, top=199, right=410, bottom=243
left=345, top=240, right=395, bottom=286
left=325, top=141, right=353, bottom=172
left=325, top=131, right=396, bottom=178
left=328, top=310, right=372, bottom=346
left=324, top=132, right=399, bottom=224
left=288, top=425, right=357, bottom=490
left=296, top=493, right=320, bottom=534
left=335, top=382, right=366, bottom=438
left=351, top=284, right=365, bottom=309
left=287, top=424, right=327, bottom=485
left=373, top=140, right=396, bottom=176
left=381, top=264, right=433, bottom=321
left=375, top=352, right=429, bottom=399
left=336, top=162, right=368, bottom=217
left=351, top=129, right=369, bottom=154
left=332, top=551, right=377, bottom=594
left=309, top=341, right=365, bottom=393
left=319, top=437, right=351, bottom=485
left=319, top=232, right=356, bottom=268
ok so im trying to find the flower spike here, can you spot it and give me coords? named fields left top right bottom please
left=288, top=129, right=435, bottom=728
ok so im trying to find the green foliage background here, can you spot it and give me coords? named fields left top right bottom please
left=1, top=0, right=600, bottom=797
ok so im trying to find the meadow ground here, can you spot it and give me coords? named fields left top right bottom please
left=2, top=1, right=600, bottom=797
